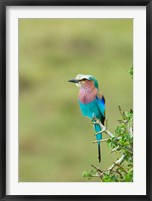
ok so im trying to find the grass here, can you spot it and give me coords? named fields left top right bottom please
left=19, top=19, right=133, bottom=182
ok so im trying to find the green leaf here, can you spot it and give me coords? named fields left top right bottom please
left=128, top=66, right=133, bottom=79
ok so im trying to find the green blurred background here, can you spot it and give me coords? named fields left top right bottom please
left=19, top=19, right=133, bottom=182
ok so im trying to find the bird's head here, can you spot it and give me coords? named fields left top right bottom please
left=68, top=74, right=99, bottom=89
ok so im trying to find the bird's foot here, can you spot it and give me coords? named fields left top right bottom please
left=91, top=117, right=100, bottom=124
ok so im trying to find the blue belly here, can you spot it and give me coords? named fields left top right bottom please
left=78, top=99, right=102, bottom=140
left=78, top=99, right=101, bottom=120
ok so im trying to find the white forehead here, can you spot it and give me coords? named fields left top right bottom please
left=76, top=74, right=92, bottom=80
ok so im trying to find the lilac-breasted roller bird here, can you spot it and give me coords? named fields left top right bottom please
left=68, top=74, right=105, bottom=162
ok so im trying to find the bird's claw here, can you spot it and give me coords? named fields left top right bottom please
left=91, top=117, right=100, bottom=124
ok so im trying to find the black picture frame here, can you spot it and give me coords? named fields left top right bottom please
left=0, top=0, right=152, bottom=200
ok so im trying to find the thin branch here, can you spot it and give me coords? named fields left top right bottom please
left=91, top=164, right=103, bottom=179
left=114, top=162, right=128, bottom=174
left=93, top=131, right=102, bottom=135
left=116, top=169, right=123, bottom=178
left=122, top=146, right=133, bottom=154
left=118, top=105, right=124, bottom=117
left=128, top=167, right=133, bottom=173
left=92, top=117, right=114, bottom=138
left=92, top=139, right=109, bottom=143
left=91, top=154, right=126, bottom=179
left=107, top=154, right=125, bottom=172
left=91, top=164, right=103, bottom=173
left=91, top=175, right=101, bottom=178
left=111, top=145, right=120, bottom=153
left=128, top=126, right=133, bottom=137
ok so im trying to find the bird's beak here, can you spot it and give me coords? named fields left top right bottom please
left=68, top=79, right=79, bottom=83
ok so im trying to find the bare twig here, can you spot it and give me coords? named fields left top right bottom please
left=92, top=117, right=114, bottom=138
left=122, top=146, right=133, bottom=154
left=128, top=125, right=133, bottom=137
left=128, top=167, right=133, bottom=173
left=111, top=145, right=120, bottom=153
left=93, top=131, right=102, bottom=135
left=118, top=105, right=123, bottom=117
left=107, top=155, right=125, bottom=172
left=91, top=164, right=103, bottom=179
left=116, top=169, right=123, bottom=178
left=115, top=162, right=128, bottom=174
left=92, top=139, right=109, bottom=143
left=90, top=154, right=126, bottom=179
left=91, top=164, right=103, bottom=173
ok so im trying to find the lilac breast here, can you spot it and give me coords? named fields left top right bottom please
left=78, top=87, right=97, bottom=104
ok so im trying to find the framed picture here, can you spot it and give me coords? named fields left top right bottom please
left=0, top=0, right=151, bottom=200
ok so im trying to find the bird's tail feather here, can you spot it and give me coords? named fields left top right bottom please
left=98, top=143, right=101, bottom=162
left=94, top=124, right=102, bottom=162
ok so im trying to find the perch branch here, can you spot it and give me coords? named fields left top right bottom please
left=92, top=139, right=109, bottom=143
left=92, top=117, right=114, bottom=138
left=91, top=154, right=126, bottom=178
left=107, top=154, right=125, bottom=172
